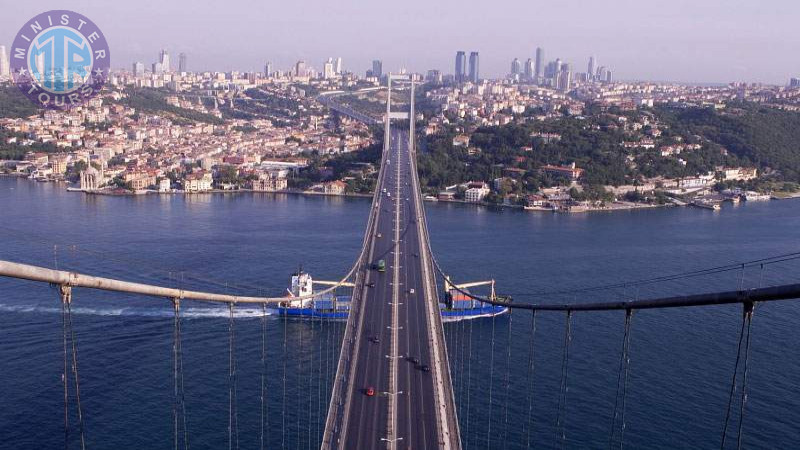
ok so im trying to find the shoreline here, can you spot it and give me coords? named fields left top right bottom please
left=7, top=176, right=797, bottom=213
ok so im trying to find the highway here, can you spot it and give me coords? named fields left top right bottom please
left=323, top=122, right=460, bottom=448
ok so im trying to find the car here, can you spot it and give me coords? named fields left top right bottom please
left=366, top=387, right=375, bottom=396
left=376, top=233, right=382, bottom=238
left=407, top=356, right=419, bottom=365
left=418, top=364, right=431, bottom=372
left=408, top=288, right=415, bottom=294
left=367, top=282, right=375, bottom=288
left=412, top=253, right=419, bottom=258
left=369, top=336, right=380, bottom=343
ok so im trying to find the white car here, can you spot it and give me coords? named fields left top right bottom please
left=409, top=288, right=415, bottom=294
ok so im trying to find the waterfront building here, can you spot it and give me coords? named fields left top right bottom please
left=80, top=166, right=105, bottom=191
left=465, top=184, right=490, bottom=202
left=183, top=172, right=213, bottom=192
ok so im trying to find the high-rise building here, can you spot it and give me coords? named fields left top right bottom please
left=791, top=78, right=800, bottom=88
left=455, top=51, right=466, bottom=82
left=295, top=60, right=307, bottom=77
left=510, top=58, right=522, bottom=76
left=335, top=57, right=343, bottom=74
left=178, top=53, right=187, bottom=73
left=587, top=56, right=595, bottom=81
left=426, top=69, right=442, bottom=84
left=0, top=46, right=9, bottom=78
left=535, top=47, right=544, bottom=79
left=524, top=58, right=534, bottom=80
left=605, top=69, right=613, bottom=83
left=372, top=60, right=383, bottom=79
left=152, top=62, right=163, bottom=74
left=468, top=51, right=479, bottom=83
left=132, top=62, right=145, bottom=77
left=323, top=59, right=335, bottom=79
left=557, top=65, right=572, bottom=92
left=159, top=49, right=170, bottom=72
left=264, top=61, right=273, bottom=78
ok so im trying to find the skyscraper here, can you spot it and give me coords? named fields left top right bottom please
left=295, top=60, right=307, bottom=77
left=132, top=62, right=145, bottom=77
left=455, top=51, right=466, bottom=83
left=159, top=49, right=170, bottom=72
left=524, top=58, right=534, bottom=80
left=178, top=53, right=187, bottom=73
left=511, top=58, right=522, bottom=76
left=468, top=51, right=479, bottom=83
left=372, top=60, right=383, bottom=79
left=587, top=56, right=595, bottom=81
left=264, top=61, right=273, bottom=78
left=335, top=57, right=343, bottom=74
left=557, top=64, right=572, bottom=92
left=323, top=59, right=335, bottom=79
left=0, top=46, right=9, bottom=78
left=535, top=47, right=544, bottom=79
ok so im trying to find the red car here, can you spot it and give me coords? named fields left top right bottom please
left=366, top=387, right=375, bottom=396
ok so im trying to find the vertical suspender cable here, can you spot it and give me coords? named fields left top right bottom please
left=173, top=300, right=180, bottom=450
left=525, top=310, right=537, bottom=450
left=66, top=298, right=86, bottom=450
left=228, top=303, right=239, bottom=450
left=721, top=303, right=748, bottom=450
left=736, top=302, right=755, bottom=450
left=486, top=312, right=497, bottom=448
left=555, top=310, right=573, bottom=450
left=297, top=313, right=304, bottom=450
left=502, top=313, right=512, bottom=450
left=609, top=309, right=631, bottom=449
left=282, top=307, right=288, bottom=448
left=464, top=314, right=475, bottom=450
left=61, top=292, right=70, bottom=442
left=618, top=309, right=634, bottom=450
left=261, top=303, right=268, bottom=450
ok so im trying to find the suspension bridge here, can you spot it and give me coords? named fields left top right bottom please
left=2, top=76, right=800, bottom=449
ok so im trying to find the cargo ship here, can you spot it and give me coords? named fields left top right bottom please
left=275, top=270, right=509, bottom=321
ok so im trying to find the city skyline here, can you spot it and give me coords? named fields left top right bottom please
left=2, top=1, right=800, bottom=84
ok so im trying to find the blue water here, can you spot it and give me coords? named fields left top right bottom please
left=1, top=176, right=799, bottom=449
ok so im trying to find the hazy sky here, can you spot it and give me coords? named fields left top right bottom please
left=4, top=0, right=799, bottom=84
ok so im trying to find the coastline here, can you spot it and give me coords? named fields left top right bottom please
left=9, top=176, right=796, bottom=213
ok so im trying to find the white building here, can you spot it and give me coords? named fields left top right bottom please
left=465, top=186, right=490, bottom=203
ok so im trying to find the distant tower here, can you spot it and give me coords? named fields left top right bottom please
left=371, top=59, right=383, bottom=78
left=323, top=59, right=335, bottom=79
left=159, top=49, right=170, bottom=72
left=510, top=58, right=522, bottom=76
left=524, top=58, right=534, bottom=80
left=468, top=51, right=479, bottom=83
left=535, top=47, right=544, bottom=79
left=605, top=69, right=613, bottom=83
left=295, top=60, right=307, bottom=77
left=335, top=57, right=343, bottom=74
left=587, top=56, right=595, bottom=81
left=264, top=61, right=273, bottom=78
left=455, top=51, right=466, bottom=82
left=0, top=46, right=9, bottom=78
left=178, top=53, right=187, bottom=72
left=132, top=62, right=145, bottom=77
left=558, top=64, right=572, bottom=91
